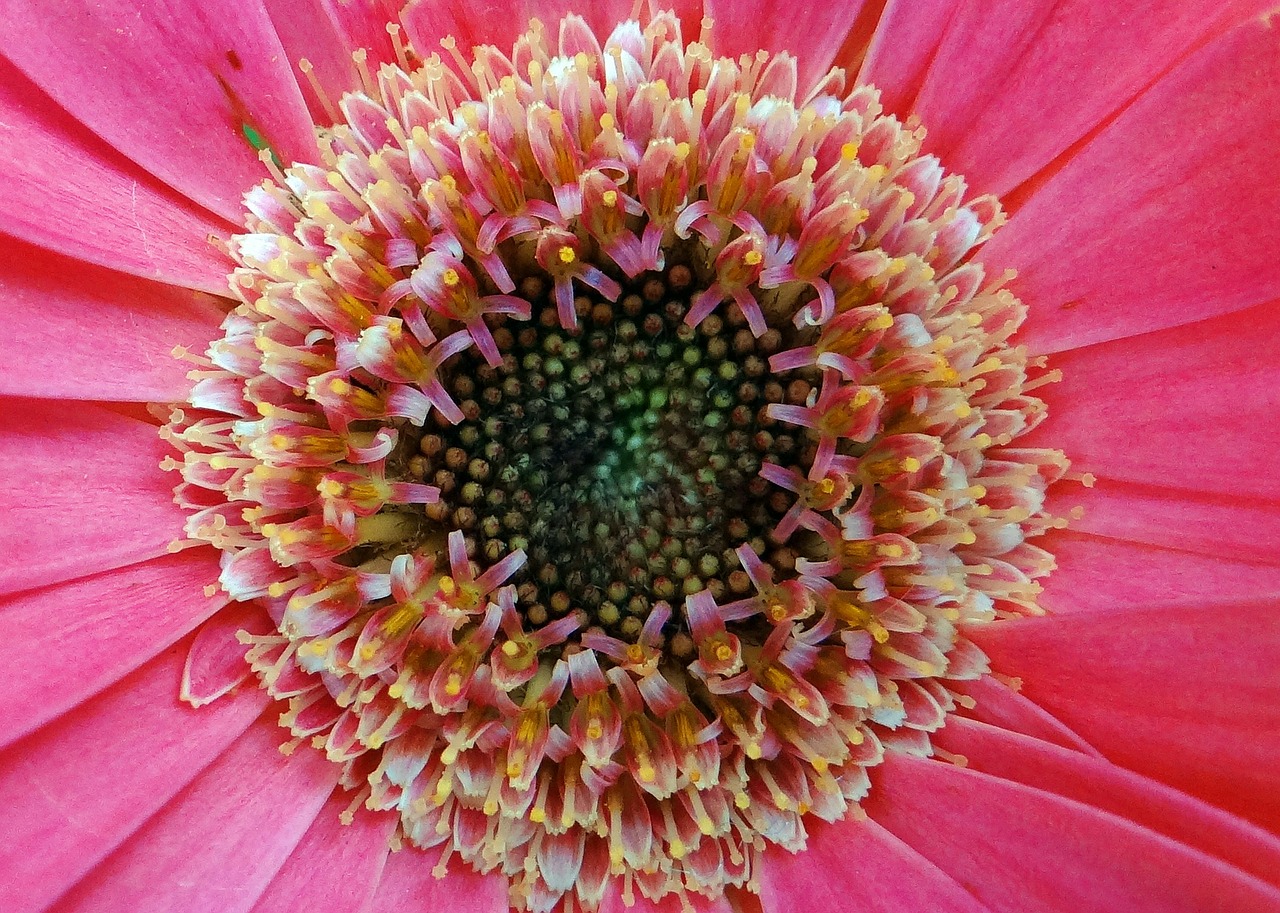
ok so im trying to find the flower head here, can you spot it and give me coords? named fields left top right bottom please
left=1, top=1, right=1280, bottom=912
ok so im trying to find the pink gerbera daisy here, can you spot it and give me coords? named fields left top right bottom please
left=2, top=1, right=1279, bottom=912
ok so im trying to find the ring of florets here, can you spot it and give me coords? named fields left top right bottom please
left=161, top=9, right=1065, bottom=911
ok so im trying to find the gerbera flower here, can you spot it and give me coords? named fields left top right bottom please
left=2, top=0, right=1279, bottom=911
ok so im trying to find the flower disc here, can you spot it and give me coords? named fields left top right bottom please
left=163, top=10, right=1065, bottom=911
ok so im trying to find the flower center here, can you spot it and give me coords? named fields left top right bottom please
left=414, top=257, right=818, bottom=646
left=162, top=10, right=1065, bottom=912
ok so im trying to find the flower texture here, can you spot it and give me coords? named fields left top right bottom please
left=1, top=2, right=1279, bottom=913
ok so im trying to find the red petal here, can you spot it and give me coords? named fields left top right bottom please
left=0, top=550, right=226, bottom=748
left=1026, top=299, right=1280, bottom=498
left=0, top=60, right=236, bottom=294
left=869, top=754, right=1280, bottom=912
left=858, top=0, right=957, bottom=118
left=0, top=400, right=190, bottom=595
left=248, top=790, right=397, bottom=913
left=181, top=601, right=275, bottom=708
left=969, top=602, right=1280, bottom=830
left=758, top=813, right=992, bottom=912
left=935, top=717, right=1280, bottom=891
left=1045, top=477, right=1280, bottom=567
left=0, top=645, right=266, bottom=913
left=705, top=0, right=871, bottom=95
left=0, top=237, right=226, bottom=402
left=1039, top=530, right=1280, bottom=615
left=979, top=15, right=1280, bottom=353
left=950, top=674, right=1099, bottom=756
left=49, top=715, right=339, bottom=913
left=367, top=843, right=509, bottom=913
left=0, top=0, right=319, bottom=222
left=908, top=0, right=1271, bottom=196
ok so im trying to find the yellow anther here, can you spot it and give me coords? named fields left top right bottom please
left=558, top=245, right=577, bottom=264
left=901, top=457, right=922, bottom=472
left=602, top=190, right=618, bottom=207
left=442, top=268, right=461, bottom=287
left=743, top=249, right=763, bottom=266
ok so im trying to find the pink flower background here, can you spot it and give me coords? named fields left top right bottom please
left=1, top=0, right=1279, bottom=911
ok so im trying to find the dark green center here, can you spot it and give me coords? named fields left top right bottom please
left=406, top=261, right=821, bottom=640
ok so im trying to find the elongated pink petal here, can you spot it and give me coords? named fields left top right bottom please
left=978, top=15, right=1280, bottom=353
left=0, top=400, right=189, bottom=595
left=0, top=238, right=227, bottom=402
left=857, top=0, right=955, bottom=116
left=705, top=0, right=869, bottom=95
left=0, top=61, right=235, bottom=295
left=935, top=717, right=1280, bottom=891
left=949, top=675, right=1100, bottom=756
left=0, top=550, right=226, bottom=748
left=1038, top=530, right=1280, bottom=615
left=968, top=602, right=1280, bottom=831
left=49, top=714, right=339, bottom=913
left=249, top=790, right=397, bottom=913
left=262, top=0, right=361, bottom=122
left=402, top=0, right=636, bottom=64
left=322, top=0, right=408, bottom=72
left=181, top=601, right=274, bottom=707
left=758, top=814, right=992, bottom=913
left=907, top=0, right=1271, bottom=196
left=0, top=0, right=319, bottom=223
left=1046, top=477, right=1280, bottom=567
left=368, top=843, right=508, bottom=913
left=1026, top=300, right=1280, bottom=499
left=0, top=644, right=267, bottom=913
left=868, top=754, right=1280, bottom=913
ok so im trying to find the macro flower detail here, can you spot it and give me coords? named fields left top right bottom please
left=2, top=1, right=1280, bottom=913
left=161, top=11, right=1063, bottom=910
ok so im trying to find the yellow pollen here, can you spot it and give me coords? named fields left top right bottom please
left=558, top=245, right=577, bottom=264
left=442, top=268, right=461, bottom=287
left=602, top=190, right=618, bottom=207
left=743, top=249, right=763, bottom=266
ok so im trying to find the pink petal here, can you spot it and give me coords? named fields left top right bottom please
left=868, top=754, right=1280, bottom=913
left=0, top=400, right=190, bottom=595
left=367, top=843, right=508, bottom=913
left=705, top=0, right=872, bottom=95
left=0, top=644, right=267, bottom=913
left=0, top=237, right=227, bottom=402
left=49, top=715, right=339, bottom=913
left=968, top=602, right=1280, bottom=831
left=1046, top=477, right=1280, bottom=566
left=0, top=550, right=226, bottom=748
left=0, top=60, right=235, bottom=295
left=1039, top=530, right=1280, bottom=615
left=857, top=0, right=956, bottom=117
left=401, top=0, right=636, bottom=64
left=949, top=675, right=1100, bottom=756
left=262, top=0, right=361, bottom=122
left=935, top=717, right=1280, bottom=891
left=249, top=791, right=397, bottom=913
left=181, top=601, right=275, bottom=708
left=978, top=15, right=1280, bottom=353
left=321, top=0, right=408, bottom=73
left=907, top=0, right=1271, bottom=196
left=0, top=0, right=319, bottom=223
left=1025, top=299, right=1280, bottom=499
left=758, top=814, right=992, bottom=913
